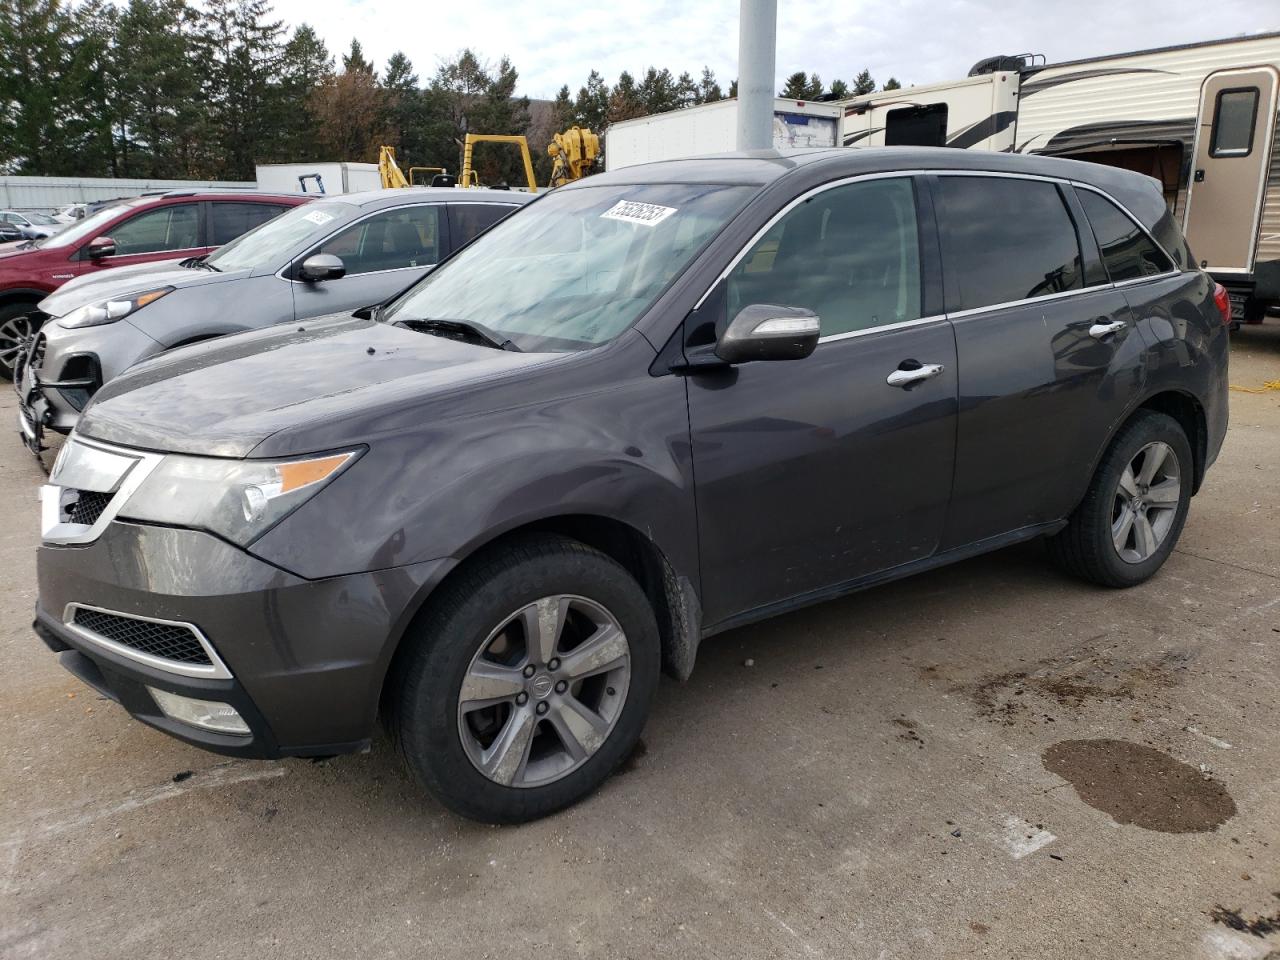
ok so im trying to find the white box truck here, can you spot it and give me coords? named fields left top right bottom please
left=254, top=162, right=382, bottom=195
left=604, top=98, right=842, bottom=171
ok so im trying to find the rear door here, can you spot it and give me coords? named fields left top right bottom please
left=288, top=203, right=446, bottom=320
left=206, top=200, right=293, bottom=248
left=685, top=176, right=958, bottom=627
left=1183, top=67, right=1279, bottom=273
left=933, top=173, right=1145, bottom=549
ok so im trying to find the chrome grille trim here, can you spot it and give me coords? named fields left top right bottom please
left=62, top=602, right=233, bottom=680
left=41, top=436, right=164, bottom=546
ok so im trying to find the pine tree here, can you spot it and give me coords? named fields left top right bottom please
left=0, top=0, right=71, bottom=172
left=574, top=70, right=609, bottom=132
left=852, top=68, right=876, bottom=95
left=697, top=67, right=723, bottom=104
left=883, top=77, right=902, bottom=91
left=278, top=23, right=332, bottom=161
left=828, top=78, right=850, bottom=100
left=780, top=71, right=809, bottom=99
left=607, top=71, right=644, bottom=123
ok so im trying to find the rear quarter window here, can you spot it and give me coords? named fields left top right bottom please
left=1077, top=189, right=1173, bottom=281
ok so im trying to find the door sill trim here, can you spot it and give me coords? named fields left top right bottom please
left=701, top=520, right=1067, bottom=638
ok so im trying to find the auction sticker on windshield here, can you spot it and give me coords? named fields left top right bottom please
left=601, top=200, right=677, bottom=227
left=303, top=210, right=335, bottom=225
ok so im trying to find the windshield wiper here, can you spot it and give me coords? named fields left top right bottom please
left=179, top=255, right=220, bottom=271
left=397, top=317, right=522, bottom=352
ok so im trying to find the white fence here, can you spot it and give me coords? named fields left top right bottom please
left=0, top=176, right=256, bottom=213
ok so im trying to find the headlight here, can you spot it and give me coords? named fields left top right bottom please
left=118, top=450, right=359, bottom=546
left=60, top=287, right=173, bottom=329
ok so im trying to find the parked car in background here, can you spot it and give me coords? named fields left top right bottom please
left=52, top=204, right=89, bottom=224
left=16, top=188, right=528, bottom=448
left=0, top=190, right=304, bottom=380
left=1, top=210, right=63, bottom=239
left=0, top=221, right=24, bottom=243
left=31, top=149, right=1228, bottom=823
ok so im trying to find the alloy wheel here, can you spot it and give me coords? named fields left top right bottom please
left=457, top=594, right=631, bottom=788
left=0, top=312, right=35, bottom=377
left=1111, top=441, right=1181, bottom=564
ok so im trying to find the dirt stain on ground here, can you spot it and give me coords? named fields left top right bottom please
left=949, top=649, right=1190, bottom=725
left=1209, top=904, right=1280, bottom=938
left=1042, top=739, right=1235, bottom=833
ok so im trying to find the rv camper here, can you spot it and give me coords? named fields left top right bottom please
left=839, top=33, right=1280, bottom=324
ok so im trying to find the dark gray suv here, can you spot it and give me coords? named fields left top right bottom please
left=33, top=148, right=1230, bottom=823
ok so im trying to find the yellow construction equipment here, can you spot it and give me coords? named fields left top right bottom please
left=547, top=127, right=600, bottom=187
left=409, top=166, right=448, bottom=185
left=378, top=145, right=410, bottom=189
left=459, top=134, right=538, bottom=193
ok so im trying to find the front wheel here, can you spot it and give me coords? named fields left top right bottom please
left=1047, top=410, right=1193, bottom=587
left=391, top=535, right=660, bottom=823
left=0, top=303, right=41, bottom=381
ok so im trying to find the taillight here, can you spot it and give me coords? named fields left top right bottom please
left=1213, top=282, right=1232, bottom=326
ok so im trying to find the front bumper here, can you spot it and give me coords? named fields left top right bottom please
left=36, top=520, right=450, bottom=757
left=16, top=318, right=165, bottom=442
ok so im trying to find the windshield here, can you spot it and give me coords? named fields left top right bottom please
left=27, top=212, right=57, bottom=225
left=382, top=183, right=754, bottom=351
left=37, top=202, right=138, bottom=249
left=206, top=200, right=346, bottom=272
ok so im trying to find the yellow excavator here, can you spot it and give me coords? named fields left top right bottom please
left=379, top=128, right=600, bottom=194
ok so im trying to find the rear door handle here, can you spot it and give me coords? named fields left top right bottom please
left=886, top=363, right=945, bottom=387
left=1088, top=319, right=1127, bottom=339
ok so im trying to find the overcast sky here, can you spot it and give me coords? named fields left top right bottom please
left=270, top=0, right=1278, bottom=100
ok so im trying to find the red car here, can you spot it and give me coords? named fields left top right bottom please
left=0, top=190, right=306, bottom=379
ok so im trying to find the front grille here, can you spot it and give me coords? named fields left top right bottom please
left=29, top=330, right=47, bottom=372
left=65, top=490, right=112, bottom=526
left=70, top=607, right=212, bottom=665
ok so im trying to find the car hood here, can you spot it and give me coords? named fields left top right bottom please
left=40, top=259, right=237, bottom=316
left=77, top=314, right=561, bottom=457
left=0, top=240, right=39, bottom=261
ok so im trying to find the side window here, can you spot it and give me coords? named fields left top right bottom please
left=209, top=202, right=288, bottom=245
left=1077, top=189, right=1173, bottom=281
left=937, top=177, right=1083, bottom=310
left=885, top=104, right=949, bottom=147
left=1210, top=88, right=1258, bottom=157
left=108, top=204, right=201, bottom=255
left=726, top=177, right=922, bottom=337
left=311, top=205, right=440, bottom=276
left=450, top=204, right=515, bottom=248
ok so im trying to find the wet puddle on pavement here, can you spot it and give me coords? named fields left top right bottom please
left=1042, top=738, right=1236, bottom=833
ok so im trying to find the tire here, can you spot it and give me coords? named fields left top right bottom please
left=0, top=302, right=41, bottom=382
left=391, top=534, right=660, bottom=823
left=1047, top=410, right=1193, bottom=588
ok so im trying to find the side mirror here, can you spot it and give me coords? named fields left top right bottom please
left=86, top=236, right=116, bottom=259
left=298, top=253, right=346, bottom=283
left=714, top=304, right=821, bottom=364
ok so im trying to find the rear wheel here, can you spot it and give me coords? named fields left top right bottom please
left=391, top=534, right=660, bottom=823
left=1047, top=410, right=1192, bottom=587
left=0, top=302, right=40, bottom=381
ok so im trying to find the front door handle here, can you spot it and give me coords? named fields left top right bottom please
left=1088, top=319, right=1127, bottom=340
left=886, top=362, right=945, bottom=388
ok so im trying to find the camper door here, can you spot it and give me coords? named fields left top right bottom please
left=1184, top=66, right=1279, bottom=274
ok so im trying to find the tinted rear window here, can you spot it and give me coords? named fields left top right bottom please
left=1077, top=189, right=1173, bottom=281
left=937, top=176, right=1084, bottom=311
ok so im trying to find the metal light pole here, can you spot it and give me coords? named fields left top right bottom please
left=735, top=0, right=778, bottom=151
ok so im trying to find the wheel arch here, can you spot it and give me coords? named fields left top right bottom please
left=378, top=513, right=703, bottom=723
left=1132, top=389, right=1208, bottom=494
left=0, top=287, right=52, bottom=309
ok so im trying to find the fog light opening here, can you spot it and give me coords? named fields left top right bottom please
left=147, top=687, right=251, bottom=735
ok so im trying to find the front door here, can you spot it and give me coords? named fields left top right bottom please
left=685, top=176, right=957, bottom=627
left=1184, top=67, right=1279, bottom=273
left=289, top=204, right=445, bottom=320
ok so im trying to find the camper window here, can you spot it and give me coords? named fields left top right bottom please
left=885, top=104, right=949, bottom=148
left=1210, top=88, right=1259, bottom=158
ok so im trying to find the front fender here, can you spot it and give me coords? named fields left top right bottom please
left=247, top=358, right=699, bottom=590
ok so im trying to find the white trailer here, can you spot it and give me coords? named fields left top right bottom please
left=254, top=162, right=382, bottom=195
left=834, top=32, right=1280, bottom=323
left=604, top=98, right=842, bottom=171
